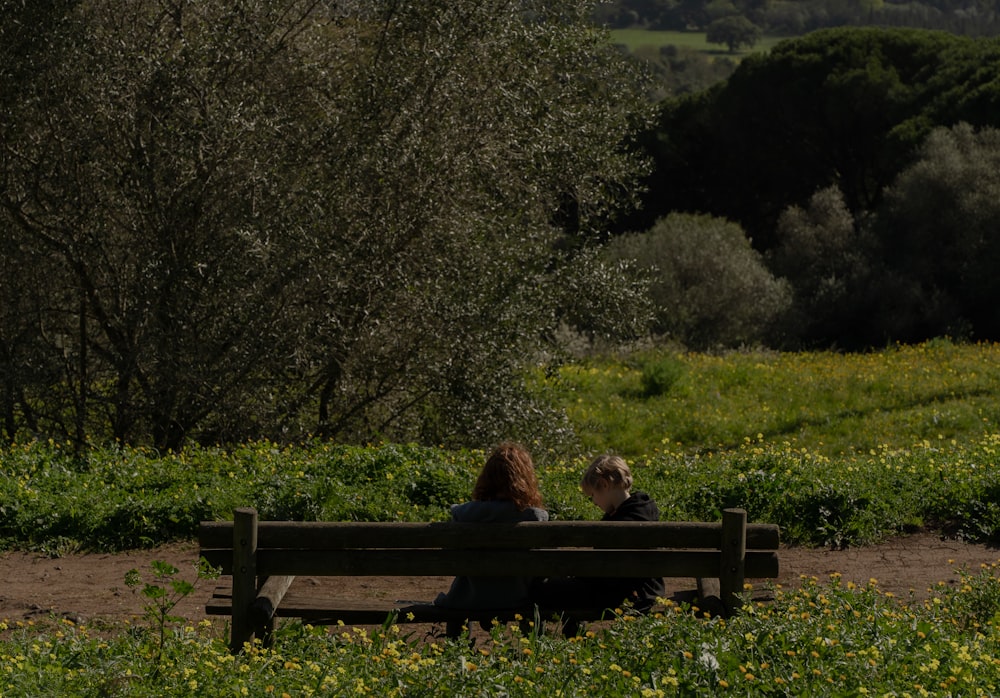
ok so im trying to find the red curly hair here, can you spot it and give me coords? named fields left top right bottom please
left=472, top=441, right=543, bottom=510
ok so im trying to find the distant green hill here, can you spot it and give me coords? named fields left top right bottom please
left=609, top=28, right=785, bottom=56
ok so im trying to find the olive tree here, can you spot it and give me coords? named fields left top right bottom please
left=0, top=0, right=654, bottom=449
left=0, top=0, right=89, bottom=443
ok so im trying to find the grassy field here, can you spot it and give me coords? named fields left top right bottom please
left=544, top=339, right=1000, bottom=459
left=3, top=341, right=1000, bottom=552
left=609, top=28, right=787, bottom=56
left=3, top=340, right=1000, bottom=694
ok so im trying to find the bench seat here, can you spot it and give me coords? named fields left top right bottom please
left=205, top=590, right=624, bottom=626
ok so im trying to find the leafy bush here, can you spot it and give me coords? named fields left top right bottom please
left=639, top=355, right=685, bottom=397
left=874, top=123, right=1000, bottom=342
left=1, top=435, right=999, bottom=551
left=768, top=185, right=876, bottom=348
left=604, top=213, right=791, bottom=349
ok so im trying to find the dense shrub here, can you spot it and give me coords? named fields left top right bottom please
left=767, top=185, right=876, bottom=348
left=604, top=213, right=791, bottom=349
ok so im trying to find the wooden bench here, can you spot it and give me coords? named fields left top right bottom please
left=199, top=506, right=779, bottom=652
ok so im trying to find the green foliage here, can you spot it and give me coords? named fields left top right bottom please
left=767, top=185, right=877, bottom=347
left=630, top=27, right=1000, bottom=348
left=124, top=559, right=218, bottom=678
left=641, top=27, right=990, bottom=248
left=551, top=341, right=1000, bottom=457
left=873, top=123, right=1000, bottom=342
left=538, top=341, right=1000, bottom=544
left=0, top=441, right=480, bottom=552
left=631, top=44, right=740, bottom=98
left=604, top=213, right=791, bottom=349
left=5, top=567, right=1000, bottom=694
left=602, top=0, right=1000, bottom=35
left=765, top=121, right=1000, bottom=348
left=608, top=30, right=780, bottom=99
left=623, top=27, right=1000, bottom=350
left=706, top=15, right=763, bottom=53
left=0, top=340, right=1000, bottom=696
left=610, top=29, right=782, bottom=54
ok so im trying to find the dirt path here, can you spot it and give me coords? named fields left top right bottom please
left=1, top=533, right=997, bottom=627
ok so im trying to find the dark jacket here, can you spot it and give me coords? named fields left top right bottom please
left=601, top=491, right=666, bottom=611
left=531, top=491, right=666, bottom=614
left=605, top=491, right=660, bottom=523
left=434, top=500, right=548, bottom=610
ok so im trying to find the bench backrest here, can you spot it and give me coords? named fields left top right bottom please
left=198, top=509, right=780, bottom=580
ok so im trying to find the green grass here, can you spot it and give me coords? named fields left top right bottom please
left=543, top=340, right=1000, bottom=459
left=608, top=28, right=786, bottom=56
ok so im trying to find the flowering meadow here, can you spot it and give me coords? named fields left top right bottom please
left=3, top=339, right=1000, bottom=694
left=3, top=565, right=1000, bottom=696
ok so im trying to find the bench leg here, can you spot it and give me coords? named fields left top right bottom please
left=719, top=508, right=747, bottom=616
left=252, top=575, right=295, bottom=649
left=230, top=507, right=258, bottom=653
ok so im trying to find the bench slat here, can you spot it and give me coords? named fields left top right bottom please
left=198, top=520, right=780, bottom=551
left=200, top=548, right=779, bottom=579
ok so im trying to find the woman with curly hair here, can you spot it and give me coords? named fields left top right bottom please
left=434, top=442, right=547, bottom=634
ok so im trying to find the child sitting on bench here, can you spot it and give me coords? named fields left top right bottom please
left=531, top=454, right=665, bottom=632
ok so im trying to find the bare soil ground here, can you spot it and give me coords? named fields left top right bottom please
left=1, top=533, right=998, bottom=629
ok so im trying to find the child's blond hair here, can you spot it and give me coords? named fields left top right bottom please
left=581, top=454, right=633, bottom=491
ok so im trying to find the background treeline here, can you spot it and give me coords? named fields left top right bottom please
left=602, top=0, right=1000, bottom=97
left=615, top=27, right=1000, bottom=351
left=596, top=0, right=1000, bottom=37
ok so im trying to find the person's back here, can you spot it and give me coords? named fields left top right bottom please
left=598, top=488, right=666, bottom=611
left=436, top=499, right=548, bottom=609
left=433, top=442, right=548, bottom=635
